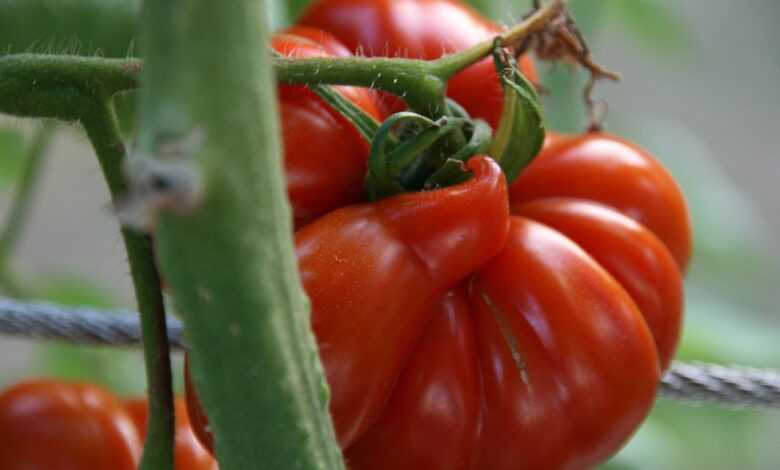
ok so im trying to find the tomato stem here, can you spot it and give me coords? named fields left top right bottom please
left=431, top=0, right=565, bottom=81
left=80, top=96, right=176, bottom=470
left=129, top=0, right=346, bottom=469
left=274, top=55, right=448, bottom=118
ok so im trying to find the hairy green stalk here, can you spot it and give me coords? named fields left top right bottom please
left=80, top=97, right=174, bottom=470
left=133, top=1, right=345, bottom=469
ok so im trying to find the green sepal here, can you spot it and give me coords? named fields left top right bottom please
left=364, top=112, right=465, bottom=201
left=311, top=84, right=380, bottom=143
left=425, top=118, right=492, bottom=189
left=489, top=47, right=546, bottom=184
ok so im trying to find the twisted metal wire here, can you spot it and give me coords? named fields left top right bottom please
left=1, top=297, right=779, bottom=409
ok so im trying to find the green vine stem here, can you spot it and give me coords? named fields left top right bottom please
left=80, top=97, right=174, bottom=470
left=0, top=55, right=140, bottom=119
left=0, top=52, right=174, bottom=470
left=132, top=0, right=345, bottom=469
left=0, top=121, right=55, bottom=297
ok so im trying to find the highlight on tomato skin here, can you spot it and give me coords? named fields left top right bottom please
left=510, top=132, right=693, bottom=273
left=0, top=379, right=143, bottom=470
left=344, top=288, right=481, bottom=470
left=298, top=0, right=538, bottom=128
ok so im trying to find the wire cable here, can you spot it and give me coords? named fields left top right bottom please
left=1, top=296, right=779, bottom=409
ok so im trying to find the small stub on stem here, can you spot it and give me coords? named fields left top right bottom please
left=118, top=129, right=205, bottom=232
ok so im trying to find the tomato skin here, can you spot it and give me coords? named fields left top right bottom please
left=510, top=132, right=693, bottom=272
left=125, top=397, right=217, bottom=470
left=513, top=198, right=683, bottom=370
left=297, top=156, right=508, bottom=446
left=344, top=288, right=481, bottom=470
left=298, top=0, right=537, bottom=128
left=0, top=379, right=142, bottom=470
left=468, top=217, right=660, bottom=469
left=272, top=30, right=383, bottom=228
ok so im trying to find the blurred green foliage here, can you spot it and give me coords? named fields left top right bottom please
left=0, top=0, right=778, bottom=468
left=0, top=128, right=26, bottom=189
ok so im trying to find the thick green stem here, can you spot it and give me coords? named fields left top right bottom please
left=79, top=96, right=174, bottom=470
left=0, top=54, right=140, bottom=120
left=274, top=55, right=447, bottom=117
left=0, top=121, right=55, bottom=284
left=135, top=1, right=345, bottom=469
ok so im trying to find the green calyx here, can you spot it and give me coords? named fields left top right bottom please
left=364, top=112, right=468, bottom=201
left=488, top=43, right=546, bottom=185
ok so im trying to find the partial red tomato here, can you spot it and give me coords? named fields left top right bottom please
left=273, top=29, right=383, bottom=228
left=185, top=356, right=213, bottom=455
left=344, top=288, right=482, bottom=469
left=0, top=379, right=142, bottom=470
left=125, top=397, right=217, bottom=470
left=466, top=218, right=660, bottom=469
left=514, top=198, right=683, bottom=369
left=299, top=0, right=537, bottom=128
left=510, top=132, right=693, bottom=272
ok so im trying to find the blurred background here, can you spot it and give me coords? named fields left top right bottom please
left=0, top=0, right=778, bottom=468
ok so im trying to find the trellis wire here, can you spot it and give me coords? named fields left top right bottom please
left=1, top=297, right=779, bottom=409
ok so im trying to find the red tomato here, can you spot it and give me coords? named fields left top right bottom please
left=273, top=29, right=383, bottom=228
left=298, top=0, right=537, bottom=128
left=0, top=379, right=142, bottom=470
left=298, top=156, right=509, bottom=445
left=125, top=397, right=217, bottom=470
left=513, top=198, right=683, bottom=370
left=510, top=132, right=693, bottom=272
left=344, top=288, right=482, bottom=469
left=347, top=218, right=661, bottom=469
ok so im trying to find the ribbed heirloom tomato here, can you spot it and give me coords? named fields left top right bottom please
left=299, top=0, right=537, bottom=128
left=346, top=133, right=689, bottom=469
left=187, top=137, right=690, bottom=469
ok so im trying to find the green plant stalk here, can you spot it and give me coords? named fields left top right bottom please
left=0, top=54, right=140, bottom=120
left=311, top=84, right=380, bottom=142
left=0, top=121, right=56, bottom=289
left=135, top=0, right=344, bottom=469
left=0, top=54, right=176, bottom=468
left=79, top=97, right=174, bottom=470
left=274, top=55, right=448, bottom=117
